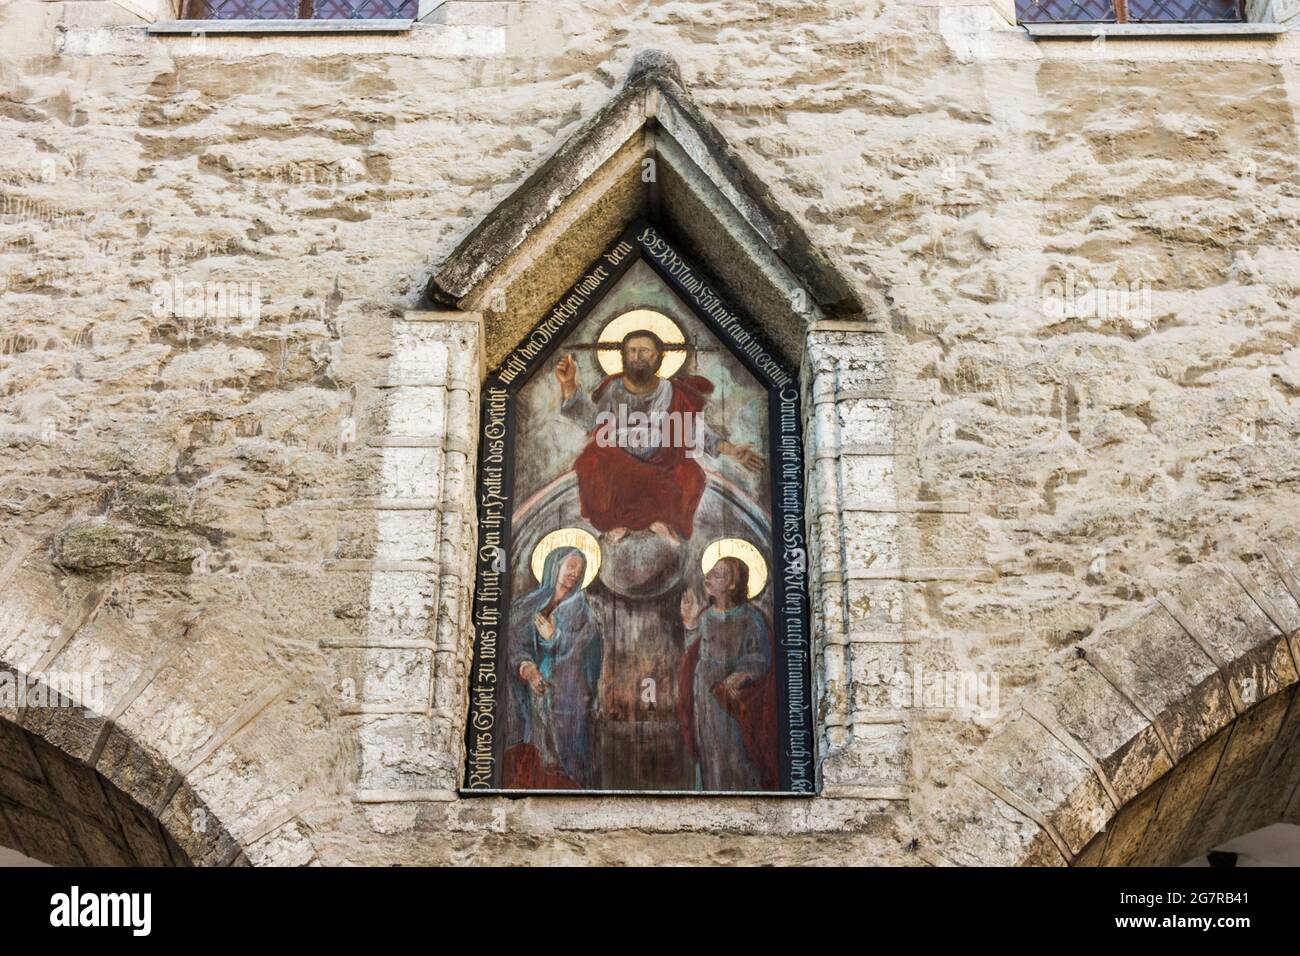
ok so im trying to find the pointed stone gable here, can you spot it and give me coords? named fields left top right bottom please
left=426, top=50, right=871, bottom=372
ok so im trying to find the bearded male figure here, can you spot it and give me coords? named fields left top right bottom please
left=556, top=330, right=762, bottom=544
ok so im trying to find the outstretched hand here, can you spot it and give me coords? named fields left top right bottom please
left=719, top=441, right=764, bottom=474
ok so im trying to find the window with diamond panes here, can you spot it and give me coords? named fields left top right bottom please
left=1016, top=0, right=1115, bottom=21
left=181, top=0, right=415, bottom=18
left=1016, top=0, right=1243, bottom=21
left=1126, top=0, right=1244, bottom=20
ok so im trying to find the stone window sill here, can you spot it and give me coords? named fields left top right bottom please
left=147, top=19, right=414, bottom=35
left=1023, top=22, right=1289, bottom=39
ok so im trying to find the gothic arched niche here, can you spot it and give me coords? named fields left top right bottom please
left=464, top=222, right=813, bottom=795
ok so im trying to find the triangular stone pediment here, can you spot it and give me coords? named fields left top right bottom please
left=426, top=50, right=870, bottom=372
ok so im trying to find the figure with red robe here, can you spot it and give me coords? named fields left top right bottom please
left=676, top=556, right=778, bottom=791
left=555, top=330, right=763, bottom=544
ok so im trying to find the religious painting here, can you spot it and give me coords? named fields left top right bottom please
left=465, top=222, right=813, bottom=794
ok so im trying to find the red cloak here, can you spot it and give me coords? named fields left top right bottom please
left=675, top=626, right=780, bottom=792
left=572, top=373, right=713, bottom=541
left=503, top=743, right=578, bottom=790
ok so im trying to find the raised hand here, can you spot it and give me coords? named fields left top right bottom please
left=554, top=354, right=578, bottom=400
left=680, top=589, right=702, bottom=629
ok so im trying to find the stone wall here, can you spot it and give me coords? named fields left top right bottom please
left=0, top=0, right=1298, bottom=865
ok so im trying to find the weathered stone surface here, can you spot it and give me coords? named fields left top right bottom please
left=1097, top=776, right=1167, bottom=867
left=1172, top=566, right=1295, bottom=709
left=1131, top=731, right=1229, bottom=866
left=975, top=714, right=1110, bottom=856
left=159, top=782, right=239, bottom=867
left=109, top=481, right=195, bottom=530
left=51, top=519, right=198, bottom=574
left=1086, top=606, right=1234, bottom=763
left=1041, top=660, right=1171, bottom=805
left=919, top=774, right=1065, bottom=868
left=0, top=0, right=1298, bottom=867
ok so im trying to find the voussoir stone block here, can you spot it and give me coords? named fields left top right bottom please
left=1040, top=659, right=1172, bottom=805
left=1228, top=685, right=1300, bottom=828
left=1085, top=604, right=1233, bottom=763
left=1131, top=730, right=1229, bottom=866
left=245, top=821, right=317, bottom=867
left=18, top=697, right=107, bottom=765
left=919, top=773, right=1066, bottom=867
left=1097, top=774, right=1168, bottom=867
left=159, top=781, right=239, bottom=867
left=93, top=724, right=178, bottom=814
left=1238, top=548, right=1300, bottom=638
left=974, top=713, right=1111, bottom=857
left=1172, top=565, right=1294, bottom=708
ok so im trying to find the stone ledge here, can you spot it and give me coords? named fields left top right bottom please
left=834, top=499, right=971, bottom=515
left=147, top=19, right=414, bottom=35
left=353, top=788, right=458, bottom=803
left=1024, top=22, right=1288, bottom=39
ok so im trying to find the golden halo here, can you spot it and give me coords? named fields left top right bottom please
left=530, top=528, right=601, bottom=589
left=596, top=309, right=687, bottom=378
left=701, top=538, right=768, bottom=599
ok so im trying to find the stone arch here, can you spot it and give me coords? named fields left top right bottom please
left=0, top=650, right=325, bottom=868
left=0, top=686, right=197, bottom=868
left=0, top=530, right=331, bottom=865
left=918, top=527, right=1300, bottom=866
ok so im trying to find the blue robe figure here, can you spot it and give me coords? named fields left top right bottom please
left=504, top=547, right=604, bottom=789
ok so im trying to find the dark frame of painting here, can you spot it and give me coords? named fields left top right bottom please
left=462, top=220, right=814, bottom=795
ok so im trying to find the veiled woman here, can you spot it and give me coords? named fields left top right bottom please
left=504, top=546, right=604, bottom=790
